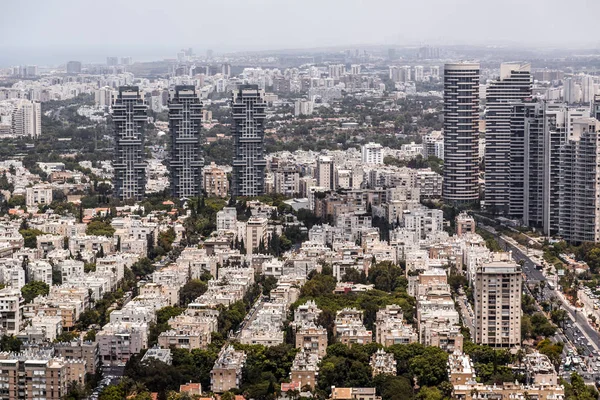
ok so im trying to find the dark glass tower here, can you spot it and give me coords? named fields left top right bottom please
left=231, top=85, right=267, bottom=197
left=112, top=86, right=147, bottom=201
left=169, top=85, right=203, bottom=198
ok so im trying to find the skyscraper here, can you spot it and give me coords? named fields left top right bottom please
left=11, top=99, right=41, bottom=137
left=66, top=61, right=82, bottom=74
left=559, top=118, right=600, bottom=243
left=474, top=254, right=522, bottom=347
left=484, top=63, right=532, bottom=214
left=231, top=85, right=267, bottom=197
left=112, top=86, right=148, bottom=201
left=443, top=63, right=480, bottom=205
left=168, top=85, right=203, bottom=199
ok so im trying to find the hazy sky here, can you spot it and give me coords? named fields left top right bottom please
left=1, top=0, right=599, bottom=64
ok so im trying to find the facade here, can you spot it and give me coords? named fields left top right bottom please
left=66, top=61, right=82, bottom=74
left=295, top=323, right=328, bottom=358
left=169, top=85, right=203, bottom=198
left=0, top=351, right=86, bottom=400
left=231, top=85, right=267, bottom=197
left=12, top=100, right=41, bottom=137
left=203, top=162, right=229, bottom=197
left=26, top=185, right=53, bottom=208
left=290, top=351, right=320, bottom=390
left=112, top=86, right=148, bottom=201
left=245, top=217, right=268, bottom=255
left=361, top=143, right=383, bottom=165
left=370, top=349, right=396, bottom=377
left=558, top=118, right=600, bottom=243
left=210, top=345, right=246, bottom=393
left=443, top=63, right=480, bottom=205
left=0, top=288, right=25, bottom=335
left=484, top=63, right=532, bottom=213
left=330, top=387, right=381, bottom=400
left=455, top=212, right=476, bottom=236
left=474, top=255, right=522, bottom=347
left=316, top=156, right=334, bottom=190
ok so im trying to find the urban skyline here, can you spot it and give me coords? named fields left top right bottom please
left=1, top=5, right=600, bottom=398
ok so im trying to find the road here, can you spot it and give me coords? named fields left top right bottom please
left=478, top=224, right=600, bottom=384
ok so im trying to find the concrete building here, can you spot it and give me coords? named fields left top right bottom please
left=316, top=156, right=334, bottom=190
left=448, top=351, right=564, bottom=400
left=53, top=340, right=99, bottom=375
left=295, top=322, right=328, bottom=358
left=245, top=217, right=268, bottom=255
left=330, top=387, right=381, bottom=400
left=0, top=288, right=24, bottom=335
left=455, top=212, right=476, bottom=236
left=203, top=162, right=229, bottom=198
left=26, top=185, right=53, bottom=208
left=210, top=345, right=246, bottom=393
left=0, top=350, right=86, bottom=400
left=290, top=350, right=320, bottom=390
left=294, top=99, right=314, bottom=116
left=484, top=63, right=532, bottom=213
left=474, top=254, right=522, bottom=347
left=375, top=305, right=418, bottom=346
left=12, top=99, right=41, bottom=137
left=361, top=142, right=383, bottom=165
left=443, top=63, right=480, bottom=205
left=169, top=85, right=203, bottom=198
left=66, top=61, right=82, bottom=74
left=370, top=348, right=396, bottom=377
left=112, top=86, right=148, bottom=201
left=96, top=322, right=148, bottom=365
left=558, top=118, right=600, bottom=243
left=231, top=85, right=267, bottom=196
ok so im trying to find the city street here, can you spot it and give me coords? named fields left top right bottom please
left=478, top=224, right=600, bottom=385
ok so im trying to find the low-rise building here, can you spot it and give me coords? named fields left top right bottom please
left=211, top=345, right=246, bottom=393
left=295, top=322, right=328, bottom=358
left=370, top=348, right=396, bottom=377
left=330, top=387, right=381, bottom=400
left=290, top=350, right=320, bottom=390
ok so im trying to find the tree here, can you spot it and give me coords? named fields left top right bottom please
left=0, top=335, right=22, bottom=352
left=179, top=279, right=208, bottom=306
left=21, top=281, right=50, bottom=303
left=19, top=228, right=44, bottom=248
left=85, top=220, right=115, bottom=237
left=408, top=346, right=449, bottom=387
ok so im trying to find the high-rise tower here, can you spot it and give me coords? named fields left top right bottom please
left=484, top=63, right=532, bottom=213
left=168, top=85, right=203, bottom=198
left=443, top=63, right=480, bottom=205
left=112, top=86, right=147, bottom=201
left=474, top=254, right=522, bottom=347
left=231, top=85, right=267, bottom=197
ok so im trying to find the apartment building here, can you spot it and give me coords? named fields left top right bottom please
left=370, top=348, right=396, bottom=377
left=474, top=254, right=522, bottom=347
left=295, top=323, right=328, bottom=358
left=210, top=345, right=246, bottom=393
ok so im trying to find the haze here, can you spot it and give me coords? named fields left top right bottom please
left=1, top=0, right=599, bottom=65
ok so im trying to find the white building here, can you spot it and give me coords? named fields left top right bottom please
left=12, top=99, right=41, bottom=137
left=361, top=143, right=383, bottom=165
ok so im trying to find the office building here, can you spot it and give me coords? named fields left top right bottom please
left=168, top=85, right=203, bottom=198
left=231, top=85, right=267, bottom=197
left=474, top=254, right=521, bottom=347
left=484, top=63, right=532, bottom=214
left=66, top=61, right=82, bottom=74
left=442, top=63, right=480, bottom=205
left=559, top=118, right=600, bottom=243
left=12, top=99, right=41, bottom=137
left=112, top=86, right=148, bottom=201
